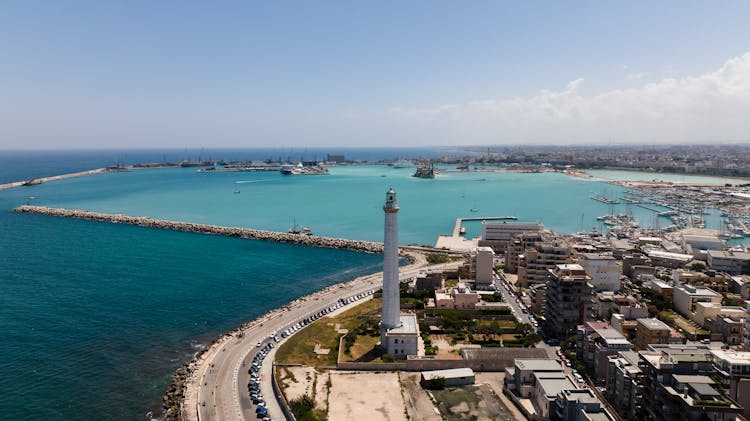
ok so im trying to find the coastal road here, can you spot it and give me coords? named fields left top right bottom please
left=190, top=258, right=462, bottom=421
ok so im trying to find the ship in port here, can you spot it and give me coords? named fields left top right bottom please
left=412, top=162, right=436, bottom=179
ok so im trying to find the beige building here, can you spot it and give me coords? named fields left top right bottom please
left=634, top=318, right=673, bottom=351
left=478, top=221, right=544, bottom=253
left=518, top=241, right=573, bottom=288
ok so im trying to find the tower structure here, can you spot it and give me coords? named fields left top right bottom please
left=381, top=187, right=401, bottom=333
left=379, top=187, right=420, bottom=357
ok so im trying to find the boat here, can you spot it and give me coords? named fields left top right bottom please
left=459, top=227, right=467, bottom=235
left=281, top=163, right=303, bottom=175
left=470, top=201, right=478, bottom=213
left=288, top=220, right=312, bottom=235
left=412, top=162, right=435, bottom=179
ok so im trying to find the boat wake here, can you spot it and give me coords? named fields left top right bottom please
left=234, top=180, right=269, bottom=184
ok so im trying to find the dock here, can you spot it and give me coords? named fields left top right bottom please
left=452, top=216, right=518, bottom=237
left=436, top=215, right=517, bottom=251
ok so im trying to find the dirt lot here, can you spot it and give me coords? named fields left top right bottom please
left=328, top=371, right=407, bottom=421
left=399, top=372, right=442, bottom=421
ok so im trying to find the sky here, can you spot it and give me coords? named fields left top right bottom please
left=1, top=1, right=750, bottom=149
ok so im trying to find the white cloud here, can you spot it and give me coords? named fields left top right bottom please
left=384, top=52, right=750, bottom=145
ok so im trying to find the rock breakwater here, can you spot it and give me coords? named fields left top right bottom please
left=13, top=205, right=385, bottom=253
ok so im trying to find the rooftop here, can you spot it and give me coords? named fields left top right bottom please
left=538, top=377, right=577, bottom=398
left=515, top=358, right=563, bottom=371
left=711, top=350, right=750, bottom=365
left=675, top=284, right=721, bottom=297
left=387, top=313, right=419, bottom=335
left=580, top=253, right=615, bottom=261
left=637, top=318, right=671, bottom=331
left=421, top=367, right=474, bottom=380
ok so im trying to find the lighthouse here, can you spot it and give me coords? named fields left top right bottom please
left=380, top=188, right=419, bottom=357
left=381, top=187, right=401, bottom=332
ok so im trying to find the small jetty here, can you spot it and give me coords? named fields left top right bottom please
left=590, top=194, right=619, bottom=204
left=14, top=206, right=384, bottom=253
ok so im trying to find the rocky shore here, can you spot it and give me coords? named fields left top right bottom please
left=13, top=205, right=385, bottom=253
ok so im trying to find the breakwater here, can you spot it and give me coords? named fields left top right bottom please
left=14, top=205, right=385, bottom=253
left=0, top=168, right=107, bottom=190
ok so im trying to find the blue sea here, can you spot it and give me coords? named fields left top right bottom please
left=0, top=149, right=743, bottom=420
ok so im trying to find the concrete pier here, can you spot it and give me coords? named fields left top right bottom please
left=14, top=205, right=385, bottom=253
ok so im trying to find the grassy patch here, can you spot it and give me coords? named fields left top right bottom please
left=275, top=298, right=382, bottom=368
left=343, top=334, right=381, bottom=361
left=426, top=253, right=452, bottom=264
left=658, top=310, right=709, bottom=336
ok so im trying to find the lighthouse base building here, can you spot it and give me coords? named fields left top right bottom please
left=383, top=314, right=419, bottom=358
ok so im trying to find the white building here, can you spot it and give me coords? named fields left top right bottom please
left=472, top=246, right=495, bottom=289
left=380, top=188, right=419, bottom=357
left=420, top=368, right=475, bottom=387
left=673, top=284, right=722, bottom=321
left=577, top=253, right=621, bottom=292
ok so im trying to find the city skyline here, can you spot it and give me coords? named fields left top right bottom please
left=2, top=1, right=750, bottom=149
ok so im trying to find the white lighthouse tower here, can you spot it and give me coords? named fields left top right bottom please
left=380, top=188, right=419, bottom=357
left=381, top=187, right=401, bottom=332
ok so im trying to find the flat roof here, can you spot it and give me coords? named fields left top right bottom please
left=538, top=377, right=577, bottom=398
left=673, top=374, right=714, bottom=384
left=690, top=382, right=721, bottom=397
left=580, top=253, right=615, bottom=260
left=421, top=368, right=474, bottom=380
left=387, top=313, right=419, bottom=335
left=676, top=285, right=721, bottom=297
left=637, top=318, right=671, bottom=331
left=515, top=358, right=563, bottom=371
left=645, top=250, right=693, bottom=260
left=711, top=350, right=750, bottom=365
left=707, top=249, right=750, bottom=259
left=556, top=263, right=584, bottom=270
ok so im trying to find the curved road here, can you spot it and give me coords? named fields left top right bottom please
left=187, top=257, right=462, bottom=421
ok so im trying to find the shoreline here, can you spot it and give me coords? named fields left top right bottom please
left=168, top=251, right=426, bottom=420
left=14, top=205, right=385, bottom=254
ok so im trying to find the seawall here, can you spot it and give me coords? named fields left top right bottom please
left=13, top=205, right=385, bottom=253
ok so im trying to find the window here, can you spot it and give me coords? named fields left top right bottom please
left=394, top=339, right=398, bottom=344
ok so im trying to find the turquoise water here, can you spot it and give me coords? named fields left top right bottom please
left=0, top=192, right=382, bottom=420
left=13, top=166, right=727, bottom=245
